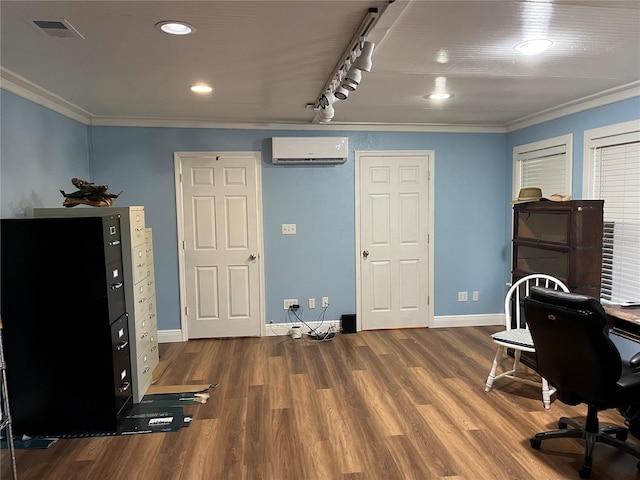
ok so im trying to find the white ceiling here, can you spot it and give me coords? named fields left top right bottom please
left=1, top=0, right=639, bottom=129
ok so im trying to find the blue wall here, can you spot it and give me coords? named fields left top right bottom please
left=89, top=127, right=507, bottom=329
left=2, top=88, right=638, bottom=332
left=0, top=90, right=90, bottom=217
left=504, top=97, right=640, bottom=281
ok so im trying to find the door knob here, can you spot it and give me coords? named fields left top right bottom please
left=362, top=250, right=369, bottom=258
left=249, top=253, right=257, bottom=261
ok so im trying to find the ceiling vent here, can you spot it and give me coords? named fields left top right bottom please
left=28, top=18, right=84, bottom=39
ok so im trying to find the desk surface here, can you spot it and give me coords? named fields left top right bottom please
left=604, top=304, right=640, bottom=325
left=605, top=305, right=640, bottom=344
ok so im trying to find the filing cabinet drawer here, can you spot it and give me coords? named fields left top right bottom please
left=149, top=331, right=159, bottom=363
left=102, top=216, right=123, bottom=265
left=135, top=316, right=152, bottom=357
left=110, top=314, right=132, bottom=415
left=145, top=228, right=154, bottom=265
left=146, top=297, right=156, bottom=324
left=148, top=314, right=159, bottom=364
left=145, top=263, right=156, bottom=299
left=136, top=347, right=157, bottom=395
left=106, top=259, right=126, bottom=320
left=129, top=209, right=146, bottom=246
left=132, top=245, right=146, bottom=284
left=133, top=281, right=148, bottom=320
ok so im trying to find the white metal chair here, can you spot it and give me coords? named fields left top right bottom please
left=485, top=273, right=569, bottom=409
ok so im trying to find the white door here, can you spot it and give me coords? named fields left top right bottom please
left=357, top=152, right=433, bottom=330
left=176, top=152, right=263, bottom=338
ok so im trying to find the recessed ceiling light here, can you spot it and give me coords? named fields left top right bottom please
left=513, top=39, right=553, bottom=55
left=191, top=85, right=213, bottom=94
left=428, top=93, right=452, bottom=100
left=156, top=21, right=195, bottom=35
left=436, top=49, right=449, bottom=64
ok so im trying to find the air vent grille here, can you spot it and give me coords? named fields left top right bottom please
left=29, top=18, right=84, bottom=38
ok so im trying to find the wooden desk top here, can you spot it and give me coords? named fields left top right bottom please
left=604, top=305, right=640, bottom=343
left=604, top=304, right=640, bottom=324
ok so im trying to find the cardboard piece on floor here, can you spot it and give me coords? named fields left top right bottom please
left=146, top=383, right=215, bottom=395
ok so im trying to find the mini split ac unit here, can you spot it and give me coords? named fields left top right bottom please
left=271, top=137, right=348, bottom=164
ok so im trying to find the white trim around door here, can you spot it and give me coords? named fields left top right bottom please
left=355, top=150, right=435, bottom=331
left=174, top=151, right=266, bottom=340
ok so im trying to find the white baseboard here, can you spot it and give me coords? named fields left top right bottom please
left=158, top=320, right=341, bottom=342
left=158, top=329, right=185, bottom=343
left=266, top=320, right=341, bottom=337
left=432, top=313, right=504, bottom=328
left=159, top=315, right=502, bottom=341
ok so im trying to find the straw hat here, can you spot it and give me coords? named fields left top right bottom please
left=511, top=187, right=543, bottom=204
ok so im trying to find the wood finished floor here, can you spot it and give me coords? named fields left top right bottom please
left=4, top=326, right=640, bottom=480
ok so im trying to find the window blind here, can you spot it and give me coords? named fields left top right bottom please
left=514, top=135, right=572, bottom=197
left=591, top=140, right=640, bottom=303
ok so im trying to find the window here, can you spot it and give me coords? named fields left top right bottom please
left=583, top=120, right=640, bottom=303
left=513, top=134, right=573, bottom=198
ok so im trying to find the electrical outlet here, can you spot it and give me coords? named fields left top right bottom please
left=458, top=291, right=468, bottom=302
left=282, top=224, right=297, bottom=235
left=322, top=296, right=329, bottom=308
left=308, top=298, right=316, bottom=309
left=473, top=291, right=479, bottom=302
left=283, top=298, right=298, bottom=310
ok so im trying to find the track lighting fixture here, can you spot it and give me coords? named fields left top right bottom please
left=312, top=8, right=381, bottom=123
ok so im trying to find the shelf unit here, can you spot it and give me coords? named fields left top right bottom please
left=512, top=200, right=604, bottom=297
left=511, top=200, right=604, bottom=370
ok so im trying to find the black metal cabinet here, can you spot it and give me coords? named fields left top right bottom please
left=0, top=216, right=133, bottom=436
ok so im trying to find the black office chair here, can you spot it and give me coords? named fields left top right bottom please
left=524, top=287, right=640, bottom=478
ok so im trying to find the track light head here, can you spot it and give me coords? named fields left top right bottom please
left=319, top=92, right=336, bottom=108
left=353, top=41, right=374, bottom=73
left=334, top=86, right=350, bottom=101
left=342, top=66, right=362, bottom=91
left=318, top=103, right=335, bottom=123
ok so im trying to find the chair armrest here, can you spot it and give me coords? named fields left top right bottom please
left=629, top=352, right=640, bottom=369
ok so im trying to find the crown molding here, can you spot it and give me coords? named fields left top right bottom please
left=1, top=67, right=92, bottom=125
left=89, top=115, right=506, bottom=133
left=506, top=81, right=640, bottom=132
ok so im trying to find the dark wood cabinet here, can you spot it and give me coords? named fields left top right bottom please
left=0, top=216, right=133, bottom=436
left=511, top=200, right=604, bottom=370
left=512, top=200, right=604, bottom=297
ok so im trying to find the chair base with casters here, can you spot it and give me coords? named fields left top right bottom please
left=524, top=287, right=640, bottom=478
left=530, top=404, right=640, bottom=478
